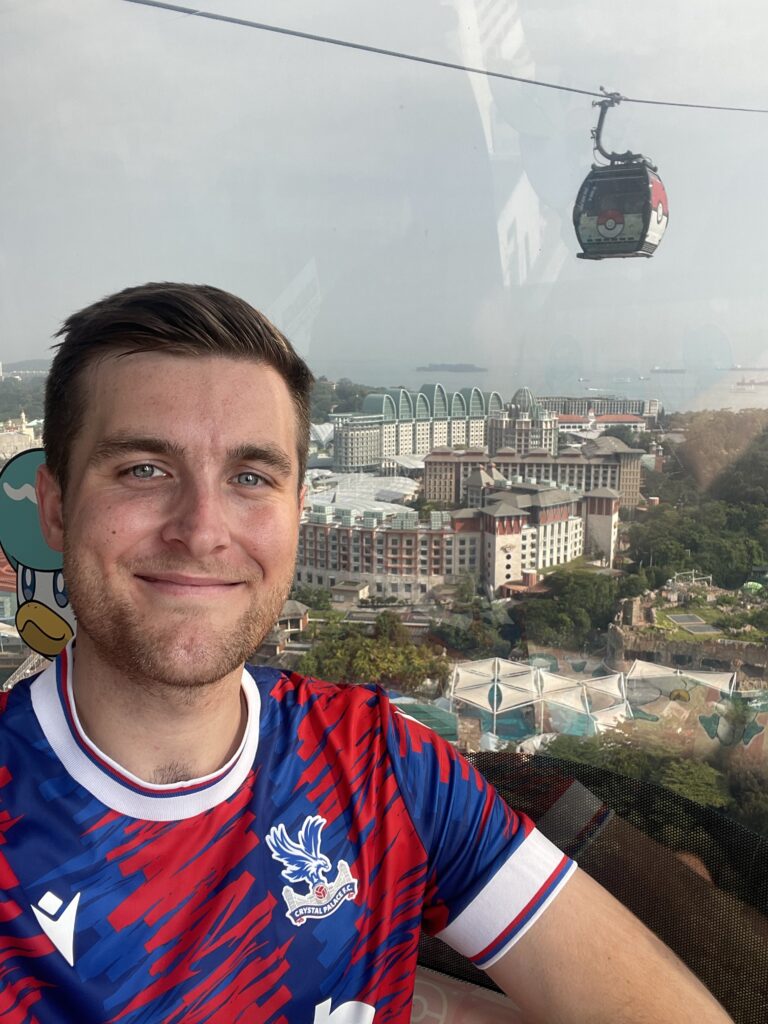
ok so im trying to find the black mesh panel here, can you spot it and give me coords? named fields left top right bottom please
left=417, top=752, right=768, bottom=1024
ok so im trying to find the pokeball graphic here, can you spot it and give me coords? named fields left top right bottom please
left=597, top=209, right=625, bottom=238
left=651, top=175, right=669, bottom=230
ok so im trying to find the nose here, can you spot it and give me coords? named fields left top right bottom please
left=160, top=478, right=231, bottom=558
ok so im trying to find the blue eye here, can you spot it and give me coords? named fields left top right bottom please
left=131, top=464, right=160, bottom=479
left=21, top=567, right=36, bottom=603
left=53, top=571, right=68, bottom=609
left=234, top=471, right=264, bottom=487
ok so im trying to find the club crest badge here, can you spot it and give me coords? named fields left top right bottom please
left=266, top=815, right=358, bottom=926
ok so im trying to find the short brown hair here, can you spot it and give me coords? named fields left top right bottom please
left=44, top=282, right=315, bottom=490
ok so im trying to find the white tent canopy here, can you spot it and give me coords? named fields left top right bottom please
left=585, top=673, right=626, bottom=700
left=626, top=659, right=737, bottom=696
left=626, top=659, right=684, bottom=680
left=679, top=670, right=737, bottom=691
left=451, top=660, right=632, bottom=737
left=451, top=659, right=537, bottom=731
left=592, top=705, right=633, bottom=732
left=449, top=657, right=755, bottom=742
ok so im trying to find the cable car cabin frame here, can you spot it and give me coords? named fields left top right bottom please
left=573, top=163, right=669, bottom=259
left=573, top=91, right=669, bottom=260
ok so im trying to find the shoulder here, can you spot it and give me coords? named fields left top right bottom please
left=0, top=672, right=42, bottom=764
left=0, top=671, right=40, bottom=721
left=246, top=665, right=394, bottom=733
left=246, top=664, right=382, bottom=705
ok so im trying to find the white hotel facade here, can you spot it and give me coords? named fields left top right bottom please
left=296, top=486, right=620, bottom=601
left=331, top=385, right=503, bottom=472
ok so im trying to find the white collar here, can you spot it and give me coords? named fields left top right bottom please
left=30, top=642, right=260, bottom=821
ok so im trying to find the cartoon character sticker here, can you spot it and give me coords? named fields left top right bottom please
left=0, top=448, right=75, bottom=658
left=699, top=695, right=764, bottom=748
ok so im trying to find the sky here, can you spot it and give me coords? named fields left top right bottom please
left=3, top=0, right=768, bottom=409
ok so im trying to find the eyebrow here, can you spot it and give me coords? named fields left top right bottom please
left=88, top=434, right=295, bottom=478
left=228, top=443, right=294, bottom=477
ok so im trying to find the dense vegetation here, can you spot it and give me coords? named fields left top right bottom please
left=290, top=585, right=333, bottom=611
left=668, top=408, right=768, bottom=494
left=429, top=615, right=512, bottom=658
left=544, top=728, right=768, bottom=841
left=509, top=569, right=647, bottom=648
left=0, top=371, right=376, bottom=427
left=298, top=611, right=450, bottom=693
left=623, top=410, right=768, bottom=588
left=0, top=371, right=379, bottom=436
left=627, top=503, right=766, bottom=589
left=310, top=376, right=377, bottom=422
left=0, top=376, right=45, bottom=422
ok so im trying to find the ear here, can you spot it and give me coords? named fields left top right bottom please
left=36, top=464, right=65, bottom=553
left=297, top=483, right=307, bottom=521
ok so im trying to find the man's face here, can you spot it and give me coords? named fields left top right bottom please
left=37, top=352, right=305, bottom=689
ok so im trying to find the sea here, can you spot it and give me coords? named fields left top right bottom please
left=308, top=357, right=768, bottom=414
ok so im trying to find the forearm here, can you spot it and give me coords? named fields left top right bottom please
left=485, top=868, right=733, bottom=1024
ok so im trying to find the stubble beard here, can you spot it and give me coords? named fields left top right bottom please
left=63, top=544, right=292, bottom=691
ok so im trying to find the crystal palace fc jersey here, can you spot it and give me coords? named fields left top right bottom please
left=0, top=646, right=575, bottom=1023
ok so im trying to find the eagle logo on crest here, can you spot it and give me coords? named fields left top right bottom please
left=266, top=815, right=358, bottom=926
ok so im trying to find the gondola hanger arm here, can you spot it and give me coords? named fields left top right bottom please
left=592, top=88, right=656, bottom=170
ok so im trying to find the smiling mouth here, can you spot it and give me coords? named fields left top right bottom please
left=139, top=575, right=241, bottom=586
left=136, top=575, right=245, bottom=594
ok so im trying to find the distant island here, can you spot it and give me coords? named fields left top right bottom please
left=415, top=362, right=487, bottom=373
left=3, top=359, right=50, bottom=372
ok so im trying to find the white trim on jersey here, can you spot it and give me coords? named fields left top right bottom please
left=435, top=828, right=576, bottom=967
left=30, top=648, right=261, bottom=821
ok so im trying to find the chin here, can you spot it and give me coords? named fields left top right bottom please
left=126, top=638, right=249, bottom=690
left=68, top=566, right=288, bottom=687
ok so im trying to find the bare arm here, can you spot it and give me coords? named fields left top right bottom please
left=485, top=867, right=733, bottom=1024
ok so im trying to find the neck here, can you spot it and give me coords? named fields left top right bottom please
left=68, top=637, right=247, bottom=784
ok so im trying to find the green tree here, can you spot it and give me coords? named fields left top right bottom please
left=544, top=729, right=667, bottom=784
left=628, top=502, right=767, bottom=587
left=658, top=760, right=729, bottom=808
left=291, top=585, right=332, bottom=611
left=309, top=378, right=337, bottom=422
left=373, top=610, right=409, bottom=646
left=299, top=618, right=450, bottom=694
left=332, top=378, right=376, bottom=414
left=616, top=570, right=649, bottom=599
left=0, top=376, right=46, bottom=422
left=452, top=573, right=478, bottom=610
left=430, top=614, right=507, bottom=658
left=511, top=570, right=621, bottom=647
left=728, top=768, right=768, bottom=836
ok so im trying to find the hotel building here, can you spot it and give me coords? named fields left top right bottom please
left=424, top=436, right=643, bottom=508
left=331, top=385, right=503, bottom=472
left=296, top=484, right=620, bottom=601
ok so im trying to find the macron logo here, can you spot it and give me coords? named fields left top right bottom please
left=32, top=890, right=80, bottom=966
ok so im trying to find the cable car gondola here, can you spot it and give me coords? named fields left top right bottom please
left=573, top=91, right=669, bottom=259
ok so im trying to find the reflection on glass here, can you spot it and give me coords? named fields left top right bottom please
left=3, top=0, right=768, bottom=1019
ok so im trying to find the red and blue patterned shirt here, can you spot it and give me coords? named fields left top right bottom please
left=0, top=645, right=574, bottom=1023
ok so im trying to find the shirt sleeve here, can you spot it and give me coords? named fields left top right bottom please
left=386, top=704, right=576, bottom=969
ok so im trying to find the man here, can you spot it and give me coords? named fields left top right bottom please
left=0, top=283, right=731, bottom=1022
